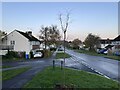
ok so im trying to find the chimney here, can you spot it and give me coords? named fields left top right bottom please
left=26, top=31, right=32, bottom=36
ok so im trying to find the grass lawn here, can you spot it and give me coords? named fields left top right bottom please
left=24, top=67, right=119, bottom=88
left=104, top=55, right=120, bottom=61
left=75, top=49, right=104, bottom=56
left=2, top=66, right=12, bottom=68
left=75, top=50, right=120, bottom=61
left=56, top=52, right=71, bottom=59
left=2, top=67, right=31, bottom=81
left=2, top=58, right=26, bottom=62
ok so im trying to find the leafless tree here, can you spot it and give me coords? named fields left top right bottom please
left=39, top=25, right=61, bottom=50
left=59, top=12, right=70, bottom=65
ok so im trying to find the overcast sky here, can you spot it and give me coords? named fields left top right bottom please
left=2, top=2, right=118, bottom=41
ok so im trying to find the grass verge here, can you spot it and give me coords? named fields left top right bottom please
left=75, top=50, right=120, bottom=61
left=2, top=67, right=31, bottom=81
left=56, top=52, right=71, bottom=59
left=2, top=66, right=12, bottom=68
left=24, top=67, right=119, bottom=88
left=2, top=58, right=26, bottom=62
left=104, top=55, right=120, bottom=61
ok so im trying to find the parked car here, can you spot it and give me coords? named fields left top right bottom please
left=114, top=51, right=120, bottom=56
left=98, top=48, right=108, bottom=54
left=34, top=52, right=42, bottom=58
left=58, top=47, right=63, bottom=51
left=33, top=49, right=44, bottom=58
left=103, top=50, right=108, bottom=54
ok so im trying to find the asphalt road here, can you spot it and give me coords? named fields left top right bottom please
left=65, top=49, right=120, bottom=82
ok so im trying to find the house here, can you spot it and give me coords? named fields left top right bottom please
left=1, top=30, right=41, bottom=58
left=111, top=35, right=120, bottom=52
left=100, top=38, right=113, bottom=49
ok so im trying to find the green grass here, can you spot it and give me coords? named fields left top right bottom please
left=24, top=67, right=119, bottom=88
left=104, top=55, right=120, bottom=61
left=75, top=49, right=104, bottom=56
left=2, top=66, right=12, bottom=68
left=75, top=49, right=120, bottom=61
left=56, top=52, right=71, bottom=59
left=2, top=58, right=26, bottom=62
left=2, top=67, right=31, bottom=81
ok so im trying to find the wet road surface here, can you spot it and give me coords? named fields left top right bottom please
left=65, top=49, right=120, bottom=82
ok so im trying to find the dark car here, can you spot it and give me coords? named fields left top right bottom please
left=114, top=51, right=120, bottom=56
left=58, top=48, right=63, bottom=51
left=98, top=49, right=108, bottom=54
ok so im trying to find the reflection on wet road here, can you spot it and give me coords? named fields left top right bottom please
left=56, top=49, right=120, bottom=81
left=64, top=49, right=120, bottom=82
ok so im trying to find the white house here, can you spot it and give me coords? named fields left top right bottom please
left=1, top=30, right=41, bottom=58
left=100, top=39, right=113, bottom=49
left=111, top=35, right=120, bottom=52
left=99, top=36, right=120, bottom=53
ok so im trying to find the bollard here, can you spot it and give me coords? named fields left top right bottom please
left=53, top=60, right=55, bottom=70
left=61, top=61, right=63, bottom=70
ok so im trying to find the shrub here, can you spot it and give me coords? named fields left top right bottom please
left=30, top=51, right=33, bottom=58
left=50, top=48, right=57, bottom=51
left=6, top=51, right=18, bottom=58
left=43, top=49, right=51, bottom=58
left=18, top=52, right=26, bottom=58
left=3, top=51, right=26, bottom=59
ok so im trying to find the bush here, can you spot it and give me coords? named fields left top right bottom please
left=6, top=51, right=18, bottom=58
left=30, top=51, right=33, bottom=58
left=50, top=48, right=57, bottom=51
left=72, top=46, right=79, bottom=50
left=43, top=49, right=51, bottom=58
left=3, top=51, right=26, bottom=59
left=18, top=52, right=26, bottom=58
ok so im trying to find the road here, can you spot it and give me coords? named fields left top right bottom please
left=65, top=49, right=120, bottom=82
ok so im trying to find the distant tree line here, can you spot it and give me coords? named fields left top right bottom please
left=66, top=33, right=101, bottom=51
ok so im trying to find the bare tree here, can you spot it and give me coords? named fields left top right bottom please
left=39, top=26, right=49, bottom=50
left=49, top=25, right=61, bottom=46
left=39, top=25, right=61, bottom=50
left=59, top=12, right=70, bottom=65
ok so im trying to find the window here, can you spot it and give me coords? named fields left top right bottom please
left=13, top=41, right=15, bottom=45
left=10, top=41, right=15, bottom=45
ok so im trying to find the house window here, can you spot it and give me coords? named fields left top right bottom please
left=10, top=41, right=15, bottom=45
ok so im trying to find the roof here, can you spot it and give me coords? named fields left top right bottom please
left=113, top=35, right=120, bottom=41
left=16, top=30, right=40, bottom=42
left=105, top=45, right=114, bottom=49
left=100, top=39, right=113, bottom=44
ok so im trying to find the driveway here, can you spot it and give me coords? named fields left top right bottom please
left=64, top=49, right=120, bottom=82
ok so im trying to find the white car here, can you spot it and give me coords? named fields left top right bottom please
left=34, top=52, right=43, bottom=58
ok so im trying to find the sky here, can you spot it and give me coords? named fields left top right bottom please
left=2, top=2, right=118, bottom=41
